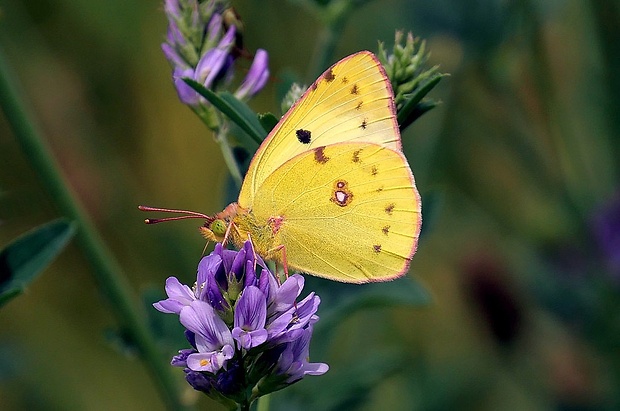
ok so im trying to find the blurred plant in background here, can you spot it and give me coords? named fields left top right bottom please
left=162, top=0, right=269, bottom=185
left=1, top=0, right=620, bottom=410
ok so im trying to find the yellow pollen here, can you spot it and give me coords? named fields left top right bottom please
left=199, top=359, right=210, bottom=367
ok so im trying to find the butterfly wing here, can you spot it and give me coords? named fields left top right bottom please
left=238, top=51, right=401, bottom=208
left=250, top=142, right=421, bottom=283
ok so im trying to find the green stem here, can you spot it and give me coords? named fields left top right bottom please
left=215, top=126, right=244, bottom=188
left=519, top=0, right=593, bottom=220
left=309, top=20, right=345, bottom=80
left=0, top=46, right=189, bottom=411
left=306, top=0, right=359, bottom=79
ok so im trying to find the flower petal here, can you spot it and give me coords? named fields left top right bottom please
left=153, top=276, right=196, bottom=314
left=173, top=67, right=199, bottom=105
left=234, top=286, right=267, bottom=330
left=180, top=300, right=234, bottom=352
left=187, top=352, right=218, bottom=373
left=235, top=49, right=270, bottom=100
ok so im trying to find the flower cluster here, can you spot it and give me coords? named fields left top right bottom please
left=154, top=241, right=328, bottom=406
left=378, top=31, right=445, bottom=131
left=162, top=0, right=269, bottom=125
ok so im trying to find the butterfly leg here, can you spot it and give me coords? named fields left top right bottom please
left=268, top=244, right=299, bottom=315
left=221, top=218, right=242, bottom=247
left=245, top=233, right=259, bottom=272
left=267, top=244, right=289, bottom=279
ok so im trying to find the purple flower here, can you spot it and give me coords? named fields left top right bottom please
left=153, top=240, right=327, bottom=407
left=232, top=286, right=268, bottom=349
left=161, top=0, right=269, bottom=111
left=164, top=0, right=181, bottom=18
left=275, top=325, right=329, bottom=384
left=171, top=67, right=198, bottom=105
left=152, top=276, right=196, bottom=314
left=194, top=25, right=236, bottom=89
left=235, top=49, right=270, bottom=100
left=180, top=300, right=235, bottom=373
left=592, top=192, right=620, bottom=280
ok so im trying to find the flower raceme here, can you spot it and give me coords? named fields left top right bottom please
left=153, top=241, right=328, bottom=405
left=162, top=0, right=269, bottom=111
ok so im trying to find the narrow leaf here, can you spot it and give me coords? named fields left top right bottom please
left=397, top=73, right=446, bottom=130
left=183, top=79, right=267, bottom=146
left=399, top=100, right=442, bottom=132
left=258, top=112, right=279, bottom=135
left=0, top=219, right=76, bottom=307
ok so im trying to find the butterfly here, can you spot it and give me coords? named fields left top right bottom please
left=145, top=51, right=422, bottom=283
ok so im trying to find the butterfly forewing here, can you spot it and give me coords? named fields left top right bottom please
left=250, top=142, right=421, bottom=283
left=238, top=51, right=401, bottom=208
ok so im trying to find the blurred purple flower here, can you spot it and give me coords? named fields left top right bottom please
left=161, top=0, right=269, bottom=110
left=153, top=240, right=327, bottom=406
left=235, top=49, right=270, bottom=100
left=592, top=193, right=620, bottom=280
left=194, top=25, right=236, bottom=90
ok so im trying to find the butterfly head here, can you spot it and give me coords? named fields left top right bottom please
left=138, top=203, right=240, bottom=245
left=199, top=202, right=239, bottom=244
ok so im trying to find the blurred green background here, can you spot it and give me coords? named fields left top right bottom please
left=1, top=0, right=619, bottom=409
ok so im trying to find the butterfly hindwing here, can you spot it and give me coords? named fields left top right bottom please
left=249, top=142, right=421, bottom=283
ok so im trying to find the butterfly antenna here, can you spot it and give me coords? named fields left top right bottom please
left=138, top=205, right=212, bottom=224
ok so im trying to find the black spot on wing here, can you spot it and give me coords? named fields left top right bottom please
left=296, top=129, right=312, bottom=144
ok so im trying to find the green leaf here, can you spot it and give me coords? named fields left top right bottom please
left=313, top=275, right=430, bottom=328
left=271, top=349, right=408, bottom=411
left=0, top=219, right=76, bottom=307
left=309, top=350, right=406, bottom=411
left=397, top=73, right=446, bottom=131
left=420, top=187, right=445, bottom=239
left=183, top=79, right=267, bottom=147
left=258, top=112, right=279, bottom=135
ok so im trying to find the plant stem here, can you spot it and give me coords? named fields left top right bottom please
left=0, top=46, right=189, bottom=411
left=215, top=126, right=244, bottom=188
left=309, top=21, right=344, bottom=80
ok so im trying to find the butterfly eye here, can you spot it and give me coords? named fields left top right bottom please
left=210, top=219, right=228, bottom=237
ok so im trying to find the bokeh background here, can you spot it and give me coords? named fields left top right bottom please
left=1, top=0, right=619, bottom=409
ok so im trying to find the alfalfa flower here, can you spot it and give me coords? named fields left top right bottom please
left=154, top=240, right=328, bottom=407
left=162, top=0, right=270, bottom=125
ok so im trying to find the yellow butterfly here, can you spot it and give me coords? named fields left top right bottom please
left=146, top=51, right=422, bottom=283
